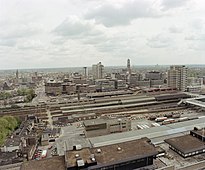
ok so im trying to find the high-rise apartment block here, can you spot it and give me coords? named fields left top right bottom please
left=167, top=65, right=187, bottom=91
left=92, top=62, right=104, bottom=79
left=127, top=59, right=131, bottom=74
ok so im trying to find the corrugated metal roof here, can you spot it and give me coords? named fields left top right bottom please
left=62, top=101, right=157, bottom=114
left=89, top=117, right=205, bottom=147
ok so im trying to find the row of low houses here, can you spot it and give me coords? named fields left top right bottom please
left=0, top=114, right=61, bottom=168
left=0, top=119, right=38, bottom=163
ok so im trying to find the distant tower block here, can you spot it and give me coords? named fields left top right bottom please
left=16, top=70, right=19, bottom=79
left=127, top=59, right=131, bottom=74
left=83, top=67, right=87, bottom=78
left=34, top=72, right=38, bottom=77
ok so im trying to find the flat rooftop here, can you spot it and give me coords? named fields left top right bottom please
left=191, top=128, right=205, bottom=137
left=91, top=137, right=158, bottom=165
left=65, top=148, right=92, bottom=168
left=0, top=151, right=23, bottom=166
left=21, top=156, right=65, bottom=170
left=165, top=135, right=205, bottom=154
left=65, top=137, right=158, bottom=168
left=89, top=117, right=205, bottom=147
left=4, top=136, right=21, bottom=147
left=84, top=119, right=106, bottom=127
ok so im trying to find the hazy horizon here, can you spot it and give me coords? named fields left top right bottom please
left=1, top=64, right=205, bottom=72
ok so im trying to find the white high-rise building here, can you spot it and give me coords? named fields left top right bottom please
left=92, top=62, right=104, bottom=79
left=167, top=65, right=188, bottom=91
left=127, top=59, right=131, bottom=74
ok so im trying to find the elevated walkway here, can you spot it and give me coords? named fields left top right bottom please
left=178, top=94, right=205, bottom=107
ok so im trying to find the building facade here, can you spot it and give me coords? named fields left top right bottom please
left=45, top=80, right=62, bottom=96
left=145, top=71, right=162, bottom=80
left=83, top=118, right=131, bottom=138
left=92, top=62, right=104, bottom=79
left=167, top=65, right=188, bottom=91
left=65, top=137, right=158, bottom=170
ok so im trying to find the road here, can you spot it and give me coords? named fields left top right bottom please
left=32, top=84, right=49, bottom=105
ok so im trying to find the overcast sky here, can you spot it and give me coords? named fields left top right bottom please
left=0, top=0, right=205, bottom=69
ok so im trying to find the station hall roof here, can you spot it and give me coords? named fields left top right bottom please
left=89, top=117, right=205, bottom=147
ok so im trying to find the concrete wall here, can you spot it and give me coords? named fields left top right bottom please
left=157, top=161, right=205, bottom=170
left=157, top=166, right=175, bottom=170
left=177, top=160, right=205, bottom=170
left=2, top=145, right=20, bottom=152
left=0, top=162, right=22, bottom=170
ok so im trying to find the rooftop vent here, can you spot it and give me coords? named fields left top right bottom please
left=117, top=147, right=122, bottom=151
left=90, top=154, right=96, bottom=162
left=91, top=157, right=96, bottom=162
left=97, top=148, right=101, bottom=153
left=90, top=154, right=95, bottom=158
left=75, top=154, right=80, bottom=158
left=73, top=144, right=82, bottom=151
left=77, top=159, right=85, bottom=167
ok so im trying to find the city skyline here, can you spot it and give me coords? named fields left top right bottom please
left=1, top=0, right=205, bottom=69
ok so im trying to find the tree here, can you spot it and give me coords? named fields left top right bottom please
left=3, top=116, right=18, bottom=131
left=0, top=132, right=6, bottom=146
left=0, top=118, right=10, bottom=129
left=17, top=88, right=35, bottom=102
left=0, top=116, right=20, bottom=146
left=25, top=89, right=35, bottom=102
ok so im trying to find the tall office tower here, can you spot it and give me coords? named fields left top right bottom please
left=83, top=67, right=87, bottom=78
left=34, top=72, right=38, bottom=77
left=92, top=62, right=104, bottom=79
left=127, top=59, right=131, bottom=74
left=16, top=70, right=19, bottom=79
left=167, top=65, right=188, bottom=91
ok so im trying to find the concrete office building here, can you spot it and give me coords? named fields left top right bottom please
left=92, top=62, right=104, bottom=79
left=129, top=73, right=141, bottom=86
left=117, top=80, right=127, bottom=90
left=165, top=134, right=205, bottom=158
left=167, top=65, right=188, bottom=91
left=21, top=138, right=158, bottom=170
left=190, top=128, right=205, bottom=141
left=187, top=77, right=203, bottom=93
left=62, top=83, right=76, bottom=95
left=95, top=79, right=116, bottom=92
left=65, top=137, right=158, bottom=170
left=45, top=80, right=62, bottom=96
left=83, top=118, right=131, bottom=138
left=145, top=71, right=162, bottom=80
